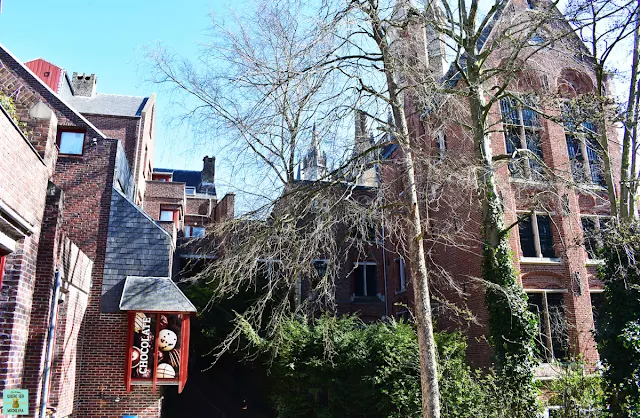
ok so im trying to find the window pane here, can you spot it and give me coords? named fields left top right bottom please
left=521, top=106, right=539, bottom=127
left=547, top=293, right=568, bottom=360
left=565, top=134, right=587, bottom=183
left=366, top=264, right=377, bottom=296
left=505, top=127, right=525, bottom=177
left=537, top=216, right=555, bottom=258
left=500, top=98, right=519, bottom=125
left=354, top=265, right=365, bottom=296
left=585, top=138, right=606, bottom=186
left=590, top=292, right=604, bottom=332
left=581, top=218, right=599, bottom=259
left=160, top=210, right=174, bottom=222
left=519, top=216, right=536, bottom=257
left=526, top=130, right=544, bottom=178
left=59, top=131, right=84, bottom=155
left=527, top=293, right=548, bottom=361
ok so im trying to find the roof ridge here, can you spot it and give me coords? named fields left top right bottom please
left=0, top=43, right=107, bottom=139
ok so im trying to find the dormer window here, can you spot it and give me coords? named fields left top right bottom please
left=185, top=187, right=196, bottom=196
left=57, top=129, right=85, bottom=155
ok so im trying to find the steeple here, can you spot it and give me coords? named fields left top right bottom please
left=297, top=122, right=327, bottom=181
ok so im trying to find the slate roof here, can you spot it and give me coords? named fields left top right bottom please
left=66, top=94, right=148, bottom=117
left=155, top=169, right=202, bottom=188
left=119, top=276, right=196, bottom=313
left=101, top=188, right=173, bottom=312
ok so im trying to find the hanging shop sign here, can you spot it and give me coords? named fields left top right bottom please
left=125, top=312, right=190, bottom=393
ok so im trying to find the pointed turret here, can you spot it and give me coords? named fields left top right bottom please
left=297, top=122, right=327, bottom=181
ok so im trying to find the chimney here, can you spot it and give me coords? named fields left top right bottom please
left=202, top=156, right=216, bottom=184
left=199, top=156, right=217, bottom=196
left=71, top=72, right=97, bottom=97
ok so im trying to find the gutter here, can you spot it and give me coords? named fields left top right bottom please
left=39, top=268, right=62, bottom=418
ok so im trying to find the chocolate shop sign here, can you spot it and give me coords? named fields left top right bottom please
left=125, top=312, right=191, bottom=392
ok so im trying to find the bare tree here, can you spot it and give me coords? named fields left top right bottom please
left=147, top=0, right=614, bottom=416
left=565, top=0, right=640, bottom=222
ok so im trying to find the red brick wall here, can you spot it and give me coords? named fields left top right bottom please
left=0, top=97, right=54, bottom=412
left=83, top=114, right=139, bottom=165
left=389, top=1, right=621, bottom=367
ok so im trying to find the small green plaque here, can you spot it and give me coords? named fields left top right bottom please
left=3, top=389, right=28, bottom=415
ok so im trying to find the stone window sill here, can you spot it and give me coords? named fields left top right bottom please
left=586, top=259, right=604, bottom=266
left=520, top=257, right=562, bottom=265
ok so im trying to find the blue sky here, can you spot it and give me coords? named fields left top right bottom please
left=0, top=0, right=241, bottom=177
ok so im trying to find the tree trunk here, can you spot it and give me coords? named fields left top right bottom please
left=619, top=0, right=640, bottom=222
left=466, top=64, right=538, bottom=415
left=369, top=10, right=441, bottom=418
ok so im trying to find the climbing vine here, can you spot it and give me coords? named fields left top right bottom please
left=0, top=93, right=31, bottom=137
left=596, top=224, right=640, bottom=417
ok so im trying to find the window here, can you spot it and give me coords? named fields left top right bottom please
left=57, top=130, right=85, bottom=155
left=527, top=291, right=569, bottom=362
left=590, top=291, right=604, bottom=332
left=312, top=259, right=328, bottom=279
left=152, top=173, right=172, bottom=182
left=562, top=106, right=605, bottom=186
left=395, top=258, right=406, bottom=292
left=435, top=131, right=446, bottom=160
left=581, top=216, right=610, bottom=259
left=519, top=213, right=556, bottom=258
left=185, top=186, right=196, bottom=196
left=184, top=225, right=205, bottom=238
left=159, top=207, right=179, bottom=226
left=500, top=97, right=544, bottom=180
left=353, top=262, right=377, bottom=297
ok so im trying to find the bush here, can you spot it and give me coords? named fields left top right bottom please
left=544, top=360, right=606, bottom=418
left=597, top=225, right=640, bottom=417
left=257, top=315, right=539, bottom=418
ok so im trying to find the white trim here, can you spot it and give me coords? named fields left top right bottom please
left=523, top=288, right=568, bottom=293
left=589, top=289, right=604, bottom=293
left=520, top=257, right=562, bottom=265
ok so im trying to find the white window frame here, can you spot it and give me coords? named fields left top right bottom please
left=354, top=261, right=377, bottom=297
left=517, top=211, right=560, bottom=263
left=185, top=186, right=196, bottom=196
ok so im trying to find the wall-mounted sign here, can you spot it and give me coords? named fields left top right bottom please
left=2, top=389, right=28, bottom=415
left=125, top=312, right=190, bottom=393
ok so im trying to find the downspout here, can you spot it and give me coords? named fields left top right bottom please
left=39, top=268, right=62, bottom=418
left=381, top=209, right=389, bottom=317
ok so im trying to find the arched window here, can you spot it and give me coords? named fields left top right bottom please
left=557, top=68, right=594, bottom=97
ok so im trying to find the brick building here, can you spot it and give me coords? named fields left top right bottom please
left=377, top=0, right=617, bottom=374
left=0, top=44, right=233, bottom=417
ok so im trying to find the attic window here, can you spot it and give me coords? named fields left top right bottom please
left=57, top=129, right=85, bottom=155
left=185, top=186, right=196, bottom=196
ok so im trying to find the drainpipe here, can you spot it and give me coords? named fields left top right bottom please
left=381, top=211, right=389, bottom=317
left=39, top=268, right=62, bottom=418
